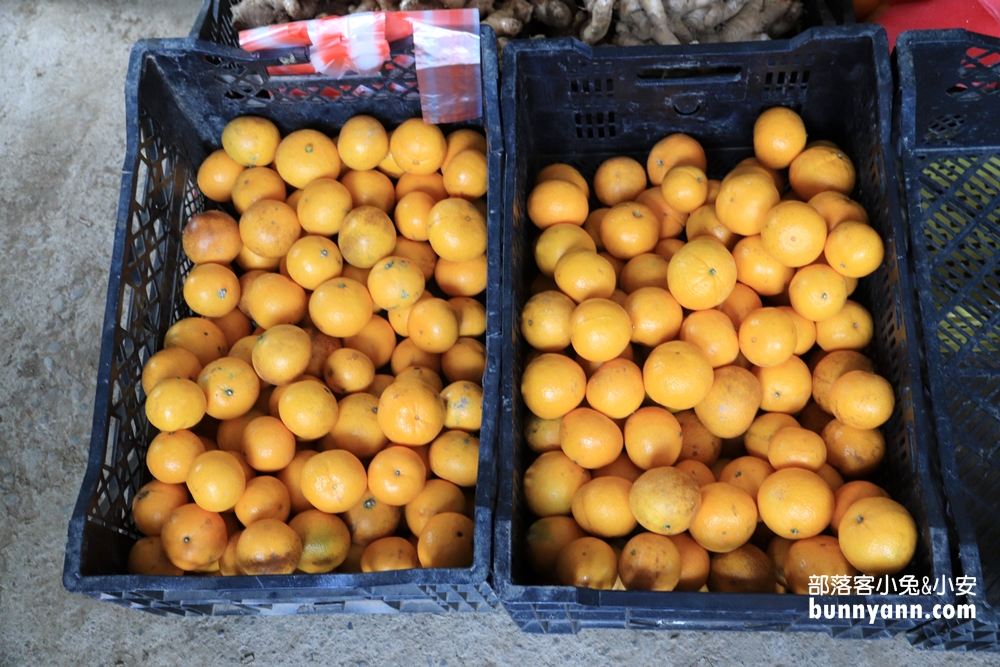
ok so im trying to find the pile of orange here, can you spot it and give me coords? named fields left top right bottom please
left=519, top=107, right=917, bottom=593
left=128, top=114, right=490, bottom=577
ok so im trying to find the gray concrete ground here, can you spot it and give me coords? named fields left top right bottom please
left=0, top=1, right=997, bottom=665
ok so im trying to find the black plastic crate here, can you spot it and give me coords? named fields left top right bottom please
left=495, top=24, right=952, bottom=636
left=62, top=33, right=503, bottom=615
left=896, top=30, right=1000, bottom=651
left=190, top=0, right=852, bottom=50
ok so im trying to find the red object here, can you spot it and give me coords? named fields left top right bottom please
left=875, top=0, right=1000, bottom=50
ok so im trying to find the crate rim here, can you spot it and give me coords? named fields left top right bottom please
left=494, top=22, right=955, bottom=625
left=63, top=33, right=504, bottom=602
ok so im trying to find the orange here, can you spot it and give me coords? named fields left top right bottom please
left=679, top=309, right=739, bottom=369
left=733, top=157, right=784, bottom=192
left=707, top=543, right=775, bottom=592
left=341, top=488, right=401, bottom=546
left=661, top=165, right=708, bottom=213
left=231, top=166, right=287, bottom=215
left=235, top=244, right=281, bottom=271
left=417, top=512, right=475, bottom=568
left=716, top=282, right=763, bottom=329
left=535, top=162, right=589, bottom=198
left=210, top=308, right=253, bottom=349
left=816, top=462, right=845, bottom=492
left=622, top=286, right=683, bottom=348
left=164, top=317, right=228, bottom=367
left=789, top=264, right=848, bottom=322
left=676, top=458, right=716, bottom=487
left=520, top=353, right=586, bottom=420
left=443, top=129, right=488, bottom=171
left=630, top=466, right=702, bottom=535
left=128, top=535, right=184, bottom=576
left=367, top=445, right=428, bottom=505
left=182, top=210, right=242, bottom=265
left=837, top=497, right=917, bottom=575
left=617, top=533, right=682, bottom=591
left=434, top=254, right=487, bottom=298
left=299, top=449, right=367, bottom=513
left=757, top=467, right=834, bottom=539
left=132, top=480, right=189, bottom=536
left=394, top=190, right=435, bottom=242
left=635, top=187, right=687, bottom=240
left=360, top=536, right=420, bottom=572
left=569, top=476, right=636, bottom=539
left=666, top=238, right=737, bottom=310
left=752, top=355, right=812, bottom=414
left=141, top=347, right=202, bottom=396
left=776, top=306, right=816, bottom=356
left=238, top=199, right=300, bottom=259
left=425, top=198, right=487, bottom=262
left=337, top=206, right=397, bottom=269
left=245, top=272, right=308, bottom=329
left=287, top=509, right=351, bottom=573
left=822, top=419, right=886, bottom=478
left=525, top=413, right=562, bottom=454
left=643, top=341, right=714, bottom=411
left=336, top=115, right=389, bottom=171
left=235, top=518, right=302, bottom=575
left=594, top=156, right=647, bottom=207
left=222, top=116, right=280, bottom=167
left=217, top=409, right=265, bottom=452
left=789, top=145, right=856, bottom=200
left=828, top=370, right=894, bottom=429
left=718, top=456, right=775, bottom=502
left=560, top=407, right=623, bottom=469
left=284, top=235, right=343, bottom=291
left=395, top=366, right=444, bottom=392
left=184, top=449, right=247, bottom=512
left=449, top=297, right=486, bottom=338
left=767, top=426, right=826, bottom=472
left=732, top=235, right=796, bottom=297
left=808, top=191, right=869, bottom=231
left=407, top=298, right=460, bottom=354
left=527, top=516, right=587, bottom=578
left=241, top=415, right=296, bottom=472
left=322, top=392, right=388, bottom=458
left=768, top=535, right=793, bottom=587
left=392, top=237, right=437, bottom=282
left=377, top=379, right=446, bottom=445
left=234, top=475, right=291, bottom=526
left=593, top=451, right=645, bottom=483
left=815, top=299, right=873, bottom=352
left=405, top=478, right=466, bottom=536
left=276, top=449, right=318, bottom=514
left=236, top=269, right=266, bottom=317
left=784, top=535, right=857, bottom=594
left=534, top=224, right=597, bottom=277
left=823, top=221, right=884, bottom=279
left=251, top=323, right=311, bottom=386
left=646, top=133, right=707, bottom=186
left=737, top=307, right=797, bottom=369
left=197, top=357, right=260, bottom=421
left=693, top=365, right=762, bottom=439
left=367, top=374, right=395, bottom=399
left=744, top=412, right=800, bottom=459
left=585, top=359, right=644, bottom=420
left=390, top=118, right=446, bottom=175
left=364, top=256, right=425, bottom=313
left=390, top=337, right=442, bottom=375
left=715, top=171, right=780, bottom=236
left=443, top=149, right=488, bottom=199
left=599, top=202, right=659, bottom=260
left=554, top=249, right=616, bottom=303
left=342, top=315, right=396, bottom=369
left=297, top=177, right=353, bottom=235
left=340, top=169, right=396, bottom=213
left=308, top=277, right=374, bottom=339
left=685, top=204, right=739, bottom=251
left=753, top=107, right=808, bottom=169
left=145, top=378, right=206, bottom=432
left=198, top=149, right=246, bottom=203
left=523, top=451, right=592, bottom=517
left=527, top=180, right=589, bottom=229
left=556, top=536, right=618, bottom=589
left=569, top=298, right=632, bottom=363
left=811, top=350, right=874, bottom=413
left=831, top=481, right=889, bottom=536
left=623, top=407, right=683, bottom=470
left=160, top=503, right=228, bottom=571
left=396, top=172, right=447, bottom=203
left=322, top=348, right=375, bottom=394
left=705, top=179, right=722, bottom=205
left=521, top=290, right=575, bottom=352
left=277, top=380, right=339, bottom=439
left=440, top=381, right=483, bottom=432
left=760, top=201, right=828, bottom=268
left=664, top=533, right=709, bottom=591
left=583, top=208, right=609, bottom=250
left=273, top=129, right=340, bottom=188
left=689, top=482, right=758, bottom=553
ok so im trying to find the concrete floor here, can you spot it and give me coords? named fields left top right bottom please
left=0, top=1, right=998, bottom=664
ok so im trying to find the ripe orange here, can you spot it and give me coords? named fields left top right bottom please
left=132, top=480, right=189, bottom=536
left=165, top=317, right=229, bottom=367
left=394, top=191, right=435, bottom=242
left=406, top=479, right=466, bottom=535
left=679, top=309, right=740, bottom=369
left=523, top=450, right=591, bottom=517
left=666, top=238, right=737, bottom=310
left=524, top=413, right=562, bottom=454
left=618, top=253, right=670, bottom=294
left=425, top=198, right=488, bottom=263
left=767, top=426, right=827, bottom=472
left=521, top=290, right=575, bottom=352
left=222, top=116, right=280, bottom=167
left=443, top=129, right=488, bottom=171
left=585, top=358, right=644, bottom=419
left=535, top=162, right=589, bottom=198
left=277, top=380, right=339, bottom=439
left=707, top=543, right=775, bottom=592
left=239, top=200, right=301, bottom=260
left=145, top=430, right=206, bottom=486
left=240, top=415, right=296, bottom=473
left=145, top=378, right=207, bottom=432
left=815, top=300, right=873, bottom=352
left=808, top=191, right=869, bottom=231
left=569, top=298, right=632, bottom=363
left=571, top=476, right=637, bottom=538
left=738, top=307, right=797, bottom=368
left=390, top=338, right=442, bottom=376
left=197, top=357, right=260, bottom=421
left=560, top=407, right=624, bottom=469
left=337, top=115, right=389, bottom=171
left=622, top=286, right=683, bottom=348
left=236, top=518, right=302, bottom=575
left=778, top=306, right=817, bottom=356
left=284, top=236, right=344, bottom=291
left=308, top=277, right=374, bottom=338
left=784, top=535, right=858, bottom=594
left=811, top=350, right=875, bottom=413
left=526, top=515, right=587, bottom=578
left=251, top=323, right=311, bottom=386
left=752, top=355, right=812, bottom=414
left=407, top=297, right=460, bottom=354
left=245, top=272, right=308, bottom=330
left=716, top=282, right=763, bottom=329
left=322, top=392, right=388, bottom=458
left=831, top=481, right=889, bottom=536
left=210, top=308, right=253, bottom=349
left=718, top=456, right=775, bottom=502
left=676, top=458, right=716, bottom=487
left=274, top=129, right=341, bottom=188
left=449, top=297, right=487, bottom=337
left=822, top=419, right=885, bottom=479
left=234, top=475, right=291, bottom=526
left=361, top=536, right=420, bottom=572
left=556, top=536, right=618, bottom=589
left=338, top=206, right=397, bottom=270
left=428, top=431, right=480, bottom=487
left=342, top=315, right=396, bottom=370
left=142, top=348, right=203, bottom=396
left=715, top=171, right=780, bottom=236
left=434, top=253, right=487, bottom=298
left=760, top=201, right=828, bottom=268
left=182, top=210, right=242, bottom=265
left=341, top=488, right=400, bottom=546
left=521, top=353, right=586, bottom=420
left=396, top=172, right=447, bottom=203
left=592, top=451, right=645, bottom=483
left=441, top=337, right=487, bottom=384
left=661, top=165, right=708, bottom=213
left=623, top=407, right=683, bottom=470
left=689, top=482, right=758, bottom=553
left=527, top=180, right=589, bottom=229
left=297, top=177, right=352, bottom=235
left=636, top=187, right=688, bottom=239
left=390, top=118, right=447, bottom=175
left=128, top=536, right=184, bottom=576
left=231, top=166, right=287, bottom=215
left=753, top=107, right=807, bottom=169
left=630, top=466, right=702, bottom=535
left=197, top=149, right=246, bottom=203
left=443, top=149, right=488, bottom=199
left=643, top=341, right=714, bottom=411
left=300, top=449, right=367, bottom=513
left=160, top=503, right=228, bottom=571
left=744, top=412, right=799, bottom=459
left=666, top=533, right=710, bottom=591
left=367, top=445, right=428, bottom=506
left=288, top=509, right=351, bottom=574
left=646, top=133, right=707, bottom=186
left=583, top=208, right=609, bottom=250
left=417, top=512, right=475, bottom=568
left=377, top=379, right=447, bottom=445
left=618, top=532, right=682, bottom=591
left=185, top=449, right=247, bottom=514
left=837, top=497, right=917, bottom=575
left=594, top=156, right=647, bottom=206
left=757, top=467, right=834, bottom=539
left=693, top=366, right=762, bottom=439
left=789, top=264, right=848, bottom=322
left=275, top=449, right=318, bottom=514
left=828, top=370, right=894, bottom=429
left=534, top=225, right=596, bottom=279
left=685, top=204, right=738, bottom=250
left=789, top=145, right=856, bottom=201
left=599, top=202, right=660, bottom=260
left=824, top=221, right=885, bottom=278
left=732, top=235, right=796, bottom=297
